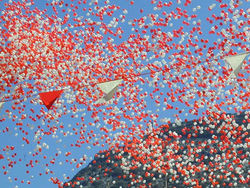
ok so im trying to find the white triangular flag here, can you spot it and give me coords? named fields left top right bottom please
left=97, top=79, right=122, bottom=94
left=224, top=52, right=249, bottom=77
left=96, top=98, right=106, bottom=104
left=0, top=102, right=4, bottom=112
left=96, top=79, right=122, bottom=104
left=103, top=85, right=119, bottom=101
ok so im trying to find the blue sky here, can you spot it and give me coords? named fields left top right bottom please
left=0, top=0, right=249, bottom=187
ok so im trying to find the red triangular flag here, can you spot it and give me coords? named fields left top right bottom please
left=39, top=90, right=63, bottom=110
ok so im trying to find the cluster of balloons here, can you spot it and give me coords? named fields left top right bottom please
left=0, top=0, right=249, bottom=187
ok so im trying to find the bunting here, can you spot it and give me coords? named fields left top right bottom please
left=96, top=79, right=122, bottom=104
left=0, top=154, right=4, bottom=160
left=0, top=102, right=4, bottom=112
left=39, top=90, right=63, bottom=110
left=224, top=52, right=249, bottom=77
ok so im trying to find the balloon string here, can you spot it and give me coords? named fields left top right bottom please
left=0, top=93, right=37, bottom=102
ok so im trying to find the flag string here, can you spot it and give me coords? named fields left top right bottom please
left=0, top=52, right=249, bottom=104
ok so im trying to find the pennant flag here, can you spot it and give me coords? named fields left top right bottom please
left=39, top=90, right=63, bottom=110
left=224, top=52, right=249, bottom=77
left=96, top=79, right=122, bottom=104
left=0, top=102, right=4, bottom=112
left=0, top=154, right=4, bottom=160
